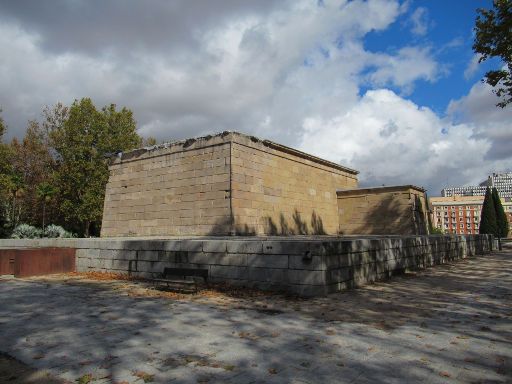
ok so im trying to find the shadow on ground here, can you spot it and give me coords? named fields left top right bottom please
left=0, top=252, right=511, bottom=383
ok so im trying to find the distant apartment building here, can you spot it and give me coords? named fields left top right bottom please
left=430, top=195, right=512, bottom=236
left=430, top=196, right=483, bottom=235
left=442, top=172, right=512, bottom=198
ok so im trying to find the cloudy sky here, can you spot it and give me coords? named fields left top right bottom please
left=0, top=0, right=510, bottom=196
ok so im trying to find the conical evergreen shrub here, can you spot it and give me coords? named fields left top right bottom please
left=492, top=187, right=509, bottom=238
left=479, top=187, right=498, bottom=235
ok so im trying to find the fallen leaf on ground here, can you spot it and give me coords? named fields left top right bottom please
left=76, top=373, right=93, bottom=384
left=133, top=370, right=154, bottom=383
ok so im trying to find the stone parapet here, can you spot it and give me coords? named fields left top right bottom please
left=0, top=234, right=493, bottom=296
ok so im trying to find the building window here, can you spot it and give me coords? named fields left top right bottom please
left=459, top=224, right=464, bottom=228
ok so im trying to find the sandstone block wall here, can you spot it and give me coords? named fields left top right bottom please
left=101, top=132, right=359, bottom=237
left=337, top=186, right=429, bottom=235
left=230, top=135, right=358, bottom=235
left=0, top=235, right=493, bottom=296
left=101, top=134, right=232, bottom=237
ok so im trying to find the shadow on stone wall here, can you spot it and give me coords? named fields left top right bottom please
left=341, top=195, right=416, bottom=236
left=265, top=209, right=326, bottom=236
left=206, top=209, right=327, bottom=236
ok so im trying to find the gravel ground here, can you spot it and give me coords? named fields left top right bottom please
left=0, top=251, right=511, bottom=384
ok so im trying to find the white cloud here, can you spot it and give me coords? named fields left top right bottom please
left=447, top=81, right=512, bottom=162
left=463, top=54, right=481, bottom=80
left=366, top=46, right=442, bottom=94
left=299, top=89, right=492, bottom=192
left=409, top=7, right=429, bottom=36
left=0, top=0, right=510, bottom=196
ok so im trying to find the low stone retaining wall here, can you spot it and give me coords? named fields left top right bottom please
left=0, top=235, right=493, bottom=296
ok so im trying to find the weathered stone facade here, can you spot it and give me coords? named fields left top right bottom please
left=101, top=133, right=232, bottom=237
left=230, top=136, right=358, bottom=235
left=101, top=132, right=359, bottom=237
left=337, top=185, right=429, bottom=235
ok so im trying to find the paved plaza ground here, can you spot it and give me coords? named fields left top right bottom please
left=0, top=250, right=511, bottom=384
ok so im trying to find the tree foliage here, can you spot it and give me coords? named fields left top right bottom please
left=50, top=98, right=141, bottom=236
left=479, top=187, right=499, bottom=235
left=10, top=121, right=55, bottom=226
left=0, top=100, right=146, bottom=238
left=473, top=0, right=512, bottom=107
left=492, top=187, right=509, bottom=237
left=0, top=109, right=14, bottom=236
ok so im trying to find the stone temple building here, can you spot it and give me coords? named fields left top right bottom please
left=101, top=132, right=428, bottom=237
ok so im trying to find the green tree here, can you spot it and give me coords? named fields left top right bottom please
left=473, top=0, right=512, bottom=107
left=50, top=98, right=141, bottom=236
left=479, top=187, right=499, bottom=235
left=0, top=109, right=13, bottom=236
left=0, top=107, right=5, bottom=138
left=11, top=121, right=55, bottom=226
left=7, top=172, right=24, bottom=229
left=36, top=181, right=58, bottom=233
left=492, top=187, right=509, bottom=238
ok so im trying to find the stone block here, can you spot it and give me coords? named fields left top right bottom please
left=87, top=258, right=111, bottom=269
left=76, top=258, right=91, bottom=270
left=310, top=241, right=342, bottom=257
left=202, top=240, right=227, bottom=253
left=288, top=255, right=326, bottom=271
left=208, top=253, right=247, bottom=266
left=326, top=267, right=351, bottom=284
left=226, top=241, right=263, bottom=254
left=99, top=249, right=137, bottom=260
left=136, top=260, right=191, bottom=274
left=248, top=267, right=287, bottom=283
left=375, top=262, right=388, bottom=275
left=178, top=240, right=204, bottom=253
left=210, top=265, right=248, bottom=280
left=287, top=269, right=326, bottom=285
left=111, top=259, right=131, bottom=270
left=246, top=254, right=288, bottom=269
left=75, top=248, right=100, bottom=258
left=262, top=241, right=311, bottom=255
left=129, top=240, right=179, bottom=251
left=323, top=254, right=340, bottom=268
left=137, top=250, right=160, bottom=262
